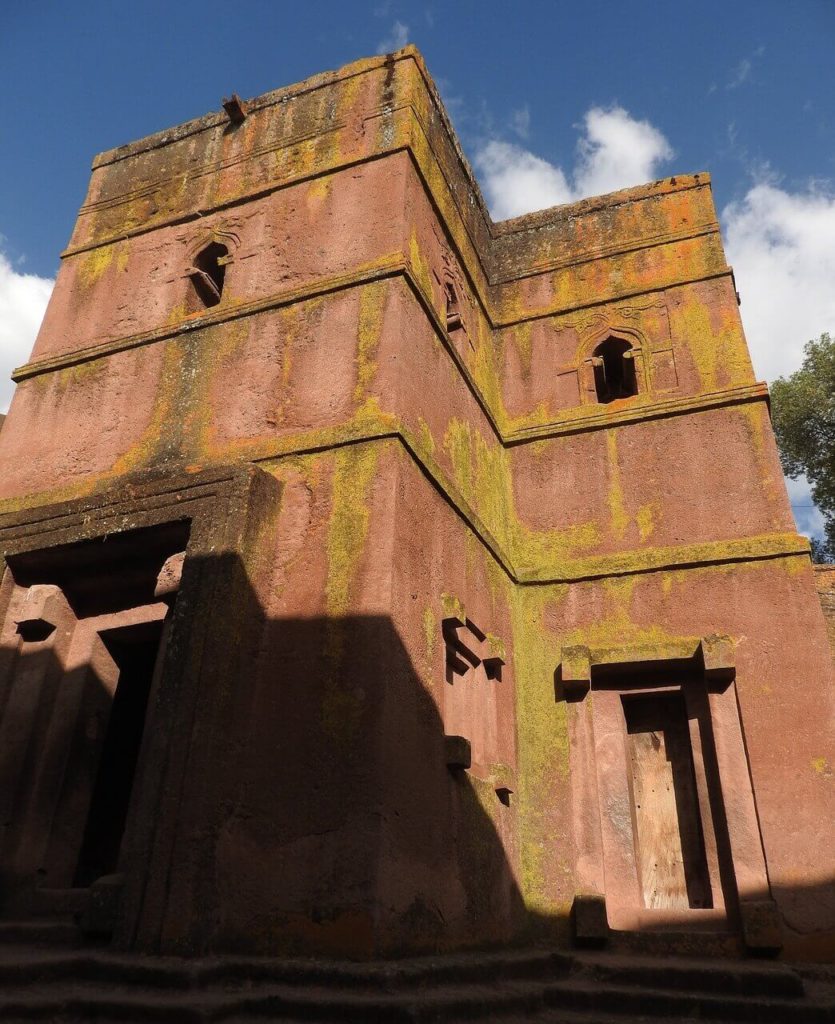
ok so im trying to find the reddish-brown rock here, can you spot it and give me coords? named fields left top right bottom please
left=0, top=47, right=832, bottom=967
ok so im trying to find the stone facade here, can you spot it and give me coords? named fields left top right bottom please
left=816, top=566, right=835, bottom=668
left=0, top=47, right=833, bottom=964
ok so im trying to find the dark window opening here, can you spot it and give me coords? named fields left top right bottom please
left=73, top=621, right=164, bottom=887
left=189, top=242, right=228, bottom=309
left=444, top=280, right=463, bottom=332
left=623, top=692, right=712, bottom=911
left=9, top=521, right=191, bottom=618
left=592, top=336, right=638, bottom=403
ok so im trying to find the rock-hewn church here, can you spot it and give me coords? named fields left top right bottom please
left=0, top=46, right=833, bottom=1020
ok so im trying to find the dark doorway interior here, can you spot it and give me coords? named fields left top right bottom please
left=73, top=621, right=164, bottom=887
left=4, top=520, right=190, bottom=897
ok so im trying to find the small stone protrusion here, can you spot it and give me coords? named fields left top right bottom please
left=15, top=585, right=65, bottom=643
left=740, top=898, right=783, bottom=954
left=444, top=735, right=471, bottom=772
left=495, top=786, right=513, bottom=807
left=572, top=892, right=609, bottom=946
left=155, top=551, right=186, bottom=605
left=222, top=93, right=248, bottom=125
left=81, top=873, right=125, bottom=936
left=442, top=616, right=505, bottom=682
left=699, top=634, right=735, bottom=685
left=558, top=645, right=592, bottom=698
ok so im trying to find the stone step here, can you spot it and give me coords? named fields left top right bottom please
left=0, top=977, right=550, bottom=1023
left=571, top=949, right=805, bottom=999
left=0, top=919, right=81, bottom=946
left=0, top=944, right=571, bottom=991
left=544, top=977, right=831, bottom=1023
left=0, top=942, right=832, bottom=1024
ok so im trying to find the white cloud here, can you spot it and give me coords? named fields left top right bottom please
left=376, top=20, right=409, bottom=54
left=474, top=140, right=573, bottom=220
left=726, top=45, right=765, bottom=90
left=473, top=105, right=834, bottom=388
left=722, top=182, right=835, bottom=382
left=0, top=250, right=53, bottom=413
left=474, top=105, right=674, bottom=220
left=574, top=107, right=674, bottom=199
left=728, top=58, right=753, bottom=90
left=509, top=105, right=530, bottom=140
left=785, top=474, right=825, bottom=541
left=472, top=102, right=833, bottom=540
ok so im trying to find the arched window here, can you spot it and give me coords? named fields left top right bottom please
left=444, top=279, right=463, bottom=332
left=189, top=242, right=228, bottom=309
left=591, top=336, right=638, bottom=404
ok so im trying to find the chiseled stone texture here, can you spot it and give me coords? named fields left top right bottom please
left=815, top=565, right=835, bottom=667
left=0, top=47, right=833, bottom=964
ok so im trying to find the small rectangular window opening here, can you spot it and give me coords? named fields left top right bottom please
left=189, top=242, right=228, bottom=309
left=444, top=281, right=463, bottom=332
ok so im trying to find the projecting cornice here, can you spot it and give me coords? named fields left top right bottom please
left=64, top=47, right=723, bottom=294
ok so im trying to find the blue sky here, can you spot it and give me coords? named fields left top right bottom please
left=1, top=1, right=833, bottom=536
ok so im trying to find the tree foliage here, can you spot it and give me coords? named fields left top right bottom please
left=770, top=332, right=835, bottom=562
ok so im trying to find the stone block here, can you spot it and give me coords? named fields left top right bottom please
left=444, top=734, right=471, bottom=771
left=700, top=634, right=735, bottom=685
left=560, top=645, right=591, bottom=698
left=740, top=898, right=783, bottom=954
left=81, top=874, right=125, bottom=936
left=572, top=892, right=609, bottom=945
left=154, top=550, right=186, bottom=604
left=15, top=584, right=67, bottom=642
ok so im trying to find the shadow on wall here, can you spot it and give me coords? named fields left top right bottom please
left=1, top=533, right=834, bottom=962
left=0, top=535, right=541, bottom=958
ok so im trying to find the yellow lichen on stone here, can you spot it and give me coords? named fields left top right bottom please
left=512, top=321, right=533, bottom=379
left=505, top=582, right=570, bottom=915
left=486, top=632, right=506, bottom=659
left=416, top=416, right=435, bottom=457
left=325, top=442, right=379, bottom=618
left=354, top=281, right=387, bottom=403
left=408, top=228, right=435, bottom=306
left=423, top=604, right=436, bottom=675
left=441, top=592, right=465, bottom=620
left=636, top=503, right=656, bottom=542
left=306, top=174, right=333, bottom=209
left=77, top=245, right=114, bottom=289
left=322, top=441, right=380, bottom=742
left=606, top=430, right=629, bottom=541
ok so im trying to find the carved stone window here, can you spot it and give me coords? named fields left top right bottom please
left=189, top=241, right=229, bottom=309
left=444, top=280, right=463, bottom=333
left=591, top=336, right=638, bottom=403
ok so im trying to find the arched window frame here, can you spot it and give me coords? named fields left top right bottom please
left=579, top=328, right=647, bottom=406
left=443, top=276, right=464, bottom=334
left=183, top=231, right=239, bottom=314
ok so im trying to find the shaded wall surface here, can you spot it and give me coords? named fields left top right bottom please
left=0, top=47, right=833, bottom=963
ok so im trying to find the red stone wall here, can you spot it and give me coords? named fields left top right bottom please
left=0, top=48, right=833, bottom=962
left=815, top=565, right=835, bottom=669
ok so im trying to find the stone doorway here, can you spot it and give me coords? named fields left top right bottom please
left=73, top=619, right=166, bottom=889
left=623, top=690, right=713, bottom=912
left=563, top=638, right=783, bottom=953
left=0, top=522, right=188, bottom=923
